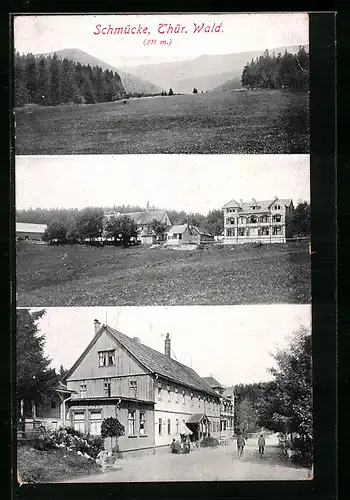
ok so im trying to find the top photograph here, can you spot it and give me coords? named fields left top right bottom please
left=13, top=13, right=309, bottom=155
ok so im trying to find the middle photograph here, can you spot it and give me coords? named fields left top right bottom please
left=16, top=154, right=310, bottom=307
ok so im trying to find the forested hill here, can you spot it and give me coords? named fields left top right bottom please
left=14, top=52, right=126, bottom=107
left=241, top=46, right=309, bottom=90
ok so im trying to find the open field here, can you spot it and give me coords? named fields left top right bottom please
left=15, top=90, right=309, bottom=154
left=17, top=241, right=311, bottom=306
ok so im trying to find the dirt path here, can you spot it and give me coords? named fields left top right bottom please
left=63, top=438, right=310, bottom=483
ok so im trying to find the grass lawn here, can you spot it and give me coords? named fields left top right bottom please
left=15, top=90, right=309, bottom=154
left=17, top=241, right=311, bottom=306
left=17, top=444, right=102, bottom=483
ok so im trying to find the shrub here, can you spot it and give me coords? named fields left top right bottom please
left=32, top=428, right=104, bottom=459
left=200, top=437, right=219, bottom=448
left=32, top=436, right=56, bottom=451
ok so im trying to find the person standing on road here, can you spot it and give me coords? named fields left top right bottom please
left=237, top=433, right=245, bottom=457
left=258, top=434, right=266, bottom=458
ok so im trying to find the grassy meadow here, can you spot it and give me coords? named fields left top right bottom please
left=15, top=90, right=309, bottom=154
left=16, top=241, right=311, bottom=307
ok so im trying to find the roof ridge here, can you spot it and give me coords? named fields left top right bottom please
left=106, top=325, right=218, bottom=397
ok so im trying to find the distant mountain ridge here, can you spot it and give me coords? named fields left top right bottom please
left=39, top=48, right=165, bottom=95
left=120, top=44, right=309, bottom=93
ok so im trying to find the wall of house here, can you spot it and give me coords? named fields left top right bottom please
left=66, top=329, right=149, bottom=381
left=67, top=374, right=154, bottom=402
left=67, top=400, right=155, bottom=457
left=154, top=378, right=220, bottom=448
left=16, top=231, right=44, bottom=241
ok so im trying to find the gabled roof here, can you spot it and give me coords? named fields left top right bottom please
left=222, top=198, right=241, bottom=209
left=186, top=413, right=209, bottom=424
left=106, top=326, right=219, bottom=397
left=223, top=198, right=293, bottom=213
left=167, top=224, right=213, bottom=237
left=202, top=376, right=224, bottom=389
left=65, top=325, right=219, bottom=399
left=167, top=224, right=188, bottom=234
left=16, top=222, right=47, bottom=233
left=109, top=210, right=171, bottom=226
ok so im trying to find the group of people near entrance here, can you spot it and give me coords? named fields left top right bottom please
left=237, top=433, right=266, bottom=458
left=170, top=435, right=191, bottom=454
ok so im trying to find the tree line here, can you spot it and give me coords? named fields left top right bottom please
left=241, top=46, right=309, bottom=90
left=234, top=327, right=312, bottom=464
left=17, top=309, right=68, bottom=423
left=17, top=201, right=311, bottom=243
left=14, top=52, right=126, bottom=107
left=17, top=206, right=226, bottom=242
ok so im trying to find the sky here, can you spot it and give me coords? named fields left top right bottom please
left=16, top=154, right=310, bottom=215
left=26, top=305, right=311, bottom=386
left=14, top=13, right=309, bottom=67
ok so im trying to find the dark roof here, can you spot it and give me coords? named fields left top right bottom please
left=186, top=413, right=208, bottom=424
left=202, top=376, right=224, bottom=389
left=223, top=198, right=293, bottom=212
left=124, top=210, right=170, bottom=225
left=105, top=326, right=219, bottom=398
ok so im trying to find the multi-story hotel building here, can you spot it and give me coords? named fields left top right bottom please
left=222, top=197, right=294, bottom=244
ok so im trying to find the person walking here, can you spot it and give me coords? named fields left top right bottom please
left=237, top=433, right=245, bottom=457
left=258, top=434, right=266, bottom=458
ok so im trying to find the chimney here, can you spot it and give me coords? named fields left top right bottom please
left=240, top=199, right=243, bottom=206
left=94, top=319, right=101, bottom=336
left=164, top=333, right=171, bottom=357
left=274, top=196, right=278, bottom=200
left=133, top=337, right=141, bottom=344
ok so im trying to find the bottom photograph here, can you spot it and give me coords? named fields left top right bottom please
left=16, top=305, right=312, bottom=483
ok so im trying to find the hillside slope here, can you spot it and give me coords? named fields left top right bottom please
left=39, top=48, right=164, bottom=95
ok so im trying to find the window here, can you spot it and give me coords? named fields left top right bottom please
left=157, top=383, right=162, bottom=400
left=167, top=419, right=171, bottom=435
left=176, top=419, right=179, bottom=434
left=129, top=380, right=137, bottom=397
left=104, top=379, right=111, bottom=397
left=128, top=410, right=136, bottom=435
left=260, top=215, right=268, bottom=223
left=261, top=227, right=269, bottom=236
left=178, top=234, right=182, bottom=240
left=238, top=228, right=245, bottom=236
left=273, top=214, right=282, bottom=223
left=273, top=226, right=282, bottom=235
left=167, top=385, right=171, bottom=402
left=190, top=392, right=194, bottom=405
left=90, top=411, right=102, bottom=435
left=175, top=387, right=179, bottom=403
left=182, top=391, right=185, bottom=404
left=73, top=411, right=85, bottom=433
left=158, top=418, right=162, bottom=435
left=250, top=216, right=257, bottom=223
left=98, top=350, right=115, bottom=367
left=51, top=400, right=56, bottom=409
left=198, top=395, right=201, bottom=407
left=80, top=382, right=87, bottom=398
left=226, top=228, right=235, bottom=237
left=139, top=411, right=146, bottom=435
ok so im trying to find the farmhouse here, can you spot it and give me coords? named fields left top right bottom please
left=165, top=224, right=214, bottom=245
left=53, top=321, right=222, bottom=457
left=222, top=197, right=294, bottom=244
left=16, top=222, right=47, bottom=241
left=104, top=210, right=173, bottom=244
left=202, top=377, right=234, bottom=442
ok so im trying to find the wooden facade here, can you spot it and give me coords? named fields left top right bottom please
left=62, top=324, right=222, bottom=457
